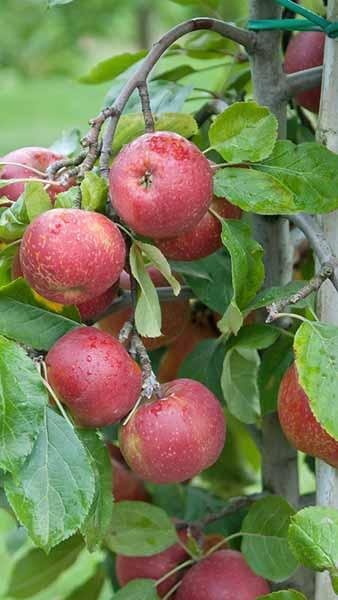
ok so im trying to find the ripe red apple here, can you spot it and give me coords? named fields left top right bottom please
left=119, top=378, right=226, bottom=484
left=278, top=362, right=338, bottom=467
left=46, top=327, right=142, bottom=427
left=0, top=146, right=72, bottom=201
left=284, top=31, right=325, bottom=113
left=109, top=132, right=213, bottom=238
left=158, top=313, right=216, bottom=383
left=176, top=550, right=270, bottom=600
left=107, top=443, right=150, bottom=502
left=154, top=196, right=241, bottom=261
left=99, top=267, right=190, bottom=351
left=116, top=531, right=189, bottom=597
left=20, top=209, right=126, bottom=304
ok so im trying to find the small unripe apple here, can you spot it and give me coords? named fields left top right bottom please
left=46, top=327, right=142, bottom=427
left=155, top=196, right=241, bottom=261
left=278, top=362, right=338, bottom=468
left=119, top=378, right=226, bottom=484
left=0, top=146, right=72, bottom=201
left=109, top=132, right=213, bottom=238
left=116, top=531, right=189, bottom=597
left=284, top=32, right=324, bottom=113
left=20, top=209, right=126, bottom=304
left=99, top=267, right=190, bottom=350
left=176, top=550, right=270, bottom=600
left=107, top=443, right=150, bottom=502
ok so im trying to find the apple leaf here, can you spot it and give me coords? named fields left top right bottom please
left=6, top=535, right=84, bottom=598
left=0, top=279, right=81, bottom=350
left=47, top=0, right=74, bottom=5
left=54, top=186, right=81, bottom=209
left=241, top=496, right=299, bottom=582
left=79, top=430, right=112, bottom=551
left=257, top=592, right=307, bottom=600
left=134, top=241, right=181, bottom=296
left=219, top=219, right=264, bottom=335
left=80, top=172, right=107, bottom=213
left=0, top=336, right=47, bottom=474
left=214, top=167, right=297, bottom=215
left=294, top=321, right=338, bottom=441
left=113, top=579, right=159, bottom=600
left=256, top=140, right=338, bottom=214
left=130, top=243, right=162, bottom=338
left=221, top=347, right=261, bottom=424
left=179, top=338, right=226, bottom=401
left=105, top=501, right=178, bottom=556
left=170, top=0, right=219, bottom=6
left=64, top=567, right=106, bottom=600
left=5, top=407, right=95, bottom=552
left=0, top=243, right=19, bottom=287
left=209, top=102, right=278, bottom=164
left=258, top=334, right=294, bottom=416
left=230, top=324, right=281, bottom=350
left=247, top=281, right=311, bottom=312
left=23, top=181, right=52, bottom=222
left=50, top=128, right=81, bottom=156
left=288, top=507, right=338, bottom=574
left=0, top=196, right=29, bottom=242
left=112, top=112, right=198, bottom=155
left=171, top=251, right=232, bottom=314
left=79, top=51, right=147, bottom=84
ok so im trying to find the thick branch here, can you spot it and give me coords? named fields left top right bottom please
left=288, top=213, right=338, bottom=291
left=285, top=66, right=323, bottom=99
left=96, top=18, right=256, bottom=176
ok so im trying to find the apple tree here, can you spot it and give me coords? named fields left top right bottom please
left=1, top=0, right=338, bottom=598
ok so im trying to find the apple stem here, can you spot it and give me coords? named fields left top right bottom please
left=155, top=558, right=194, bottom=587
left=162, top=580, right=182, bottom=600
left=137, top=81, right=155, bottom=133
left=36, top=359, right=74, bottom=429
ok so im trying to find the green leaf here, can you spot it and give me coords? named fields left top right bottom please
left=47, top=0, right=74, bottom=5
left=112, top=579, right=159, bottom=600
left=257, top=592, right=307, bottom=600
left=0, top=196, right=29, bottom=242
left=130, top=244, right=162, bottom=338
left=257, top=140, right=338, bottom=214
left=294, top=321, right=338, bottom=440
left=134, top=241, right=181, bottom=295
left=112, top=112, right=198, bottom=156
left=231, top=324, right=281, bottom=350
left=0, top=279, right=81, bottom=351
left=6, top=535, right=84, bottom=598
left=247, top=281, right=309, bottom=311
left=64, top=566, right=106, bottom=600
left=219, top=219, right=264, bottom=334
left=209, top=102, right=278, bottom=163
left=79, top=431, right=112, bottom=551
left=258, top=334, right=294, bottom=416
left=5, top=407, right=95, bottom=552
left=50, top=128, right=81, bottom=156
left=23, top=181, right=52, bottom=222
left=55, top=186, right=81, bottom=209
left=154, top=64, right=196, bottom=82
left=81, top=172, right=108, bottom=213
left=0, top=336, right=47, bottom=473
left=79, top=51, right=147, bottom=84
left=241, top=496, right=299, bottom=582
left=179, top=339, right=226, bottom=401
left=171, top=0, right=219, bottom=5
left=214, top=167, right=296, bottom=215
left=221, top=347, right=261, bottom=423
left=105, top=501, right=178, bottom=556
left=171, top=251, right=232, bottom=314
left=0, top=243, right=19, bottom=287
left=288, top=506, right=338, bottom=572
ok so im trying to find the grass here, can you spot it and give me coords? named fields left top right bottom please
left=0, top=75, right=112, bottom=155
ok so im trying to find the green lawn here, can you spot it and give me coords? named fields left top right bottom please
left=0, top=76, right=112, bottom=155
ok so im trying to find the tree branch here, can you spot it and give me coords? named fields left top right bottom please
left=285, top=66, right=323, bottom=99
left=138, top=82, right=155, bottom=133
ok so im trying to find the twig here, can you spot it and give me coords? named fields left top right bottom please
left=97, top=18, right=256, bottom=177
left=131, top=332, right=161, bottom=400
left=288, top=213, right=338, bottom=291
left=46, top=151, right=87, bottom=180
left=266, top=264, right=333, bottom=323
left=285, top=66, right=323, bottom=100
left=138, top=82, right=155, bottom=133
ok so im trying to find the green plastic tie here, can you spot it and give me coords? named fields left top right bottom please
left=247, top=0, right=338, bottom=38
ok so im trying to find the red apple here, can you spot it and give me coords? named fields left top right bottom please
left=284, top=32, right=324, bottom=113
left=116, top=531, right=189, bottom=598
left=20, top=209, right=126, bottom=304
left=278, top=362, right=338, bottom=467
left=46, top=327, right=142, bottom=427
left=0, top=146, right=72, bottom=202
left=99, top=267, right=190, bottom=350
left=176, top=550, right=270, bottom=600
left=119, top=378, right=226, bottom=484
left=109, top=132, right=213, bottom=238
left=107, top=443, right=150, bottom=502
left=154, top=196, right=241, bottom=261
